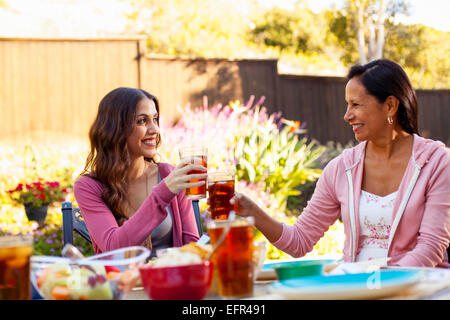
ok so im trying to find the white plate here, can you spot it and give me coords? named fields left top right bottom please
left=269, top=270, right=423, bottom=300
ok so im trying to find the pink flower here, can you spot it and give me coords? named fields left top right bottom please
left=47, top=181, right=60, bottom=188
left=8, top=179, right=68, bottom=207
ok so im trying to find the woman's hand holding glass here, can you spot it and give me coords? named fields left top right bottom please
left=229, top=193, right=260, bottom=218
left=230, top=192, right=283, bottom=243
left=164, top=158, right=207, bottom=195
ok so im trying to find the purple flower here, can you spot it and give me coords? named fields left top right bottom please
left=254, top=96, right=265, bottom=107
left=245, top=95, right=255, bottom=107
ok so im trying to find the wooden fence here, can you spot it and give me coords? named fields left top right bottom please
left=416, top=89, right=450, bottom=144
left=140, top=57, right=279, bottom=122
left=276, top=75, right=352, bottom=145
left=0, top=37, right=143, bottom=144
left=0, top=38, right=448, bottom=146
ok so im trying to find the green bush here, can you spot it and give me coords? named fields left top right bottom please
left=233, top=106, right=324, bottom=212
left=286, top=140, right=356, bottom=214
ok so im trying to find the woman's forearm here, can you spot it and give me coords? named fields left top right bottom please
left=252, top=205, right=284, bottom=243
left=231, top=192, right=284, bottom=243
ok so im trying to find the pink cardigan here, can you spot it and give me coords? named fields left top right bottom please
left=273, top=134, right=450, bottom=267
left=73, top=162, right=199, bottom=254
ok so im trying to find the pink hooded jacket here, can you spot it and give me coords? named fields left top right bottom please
left=273, top=134, right=450, bottom=267
left=73, top=162, right=200, bottom=254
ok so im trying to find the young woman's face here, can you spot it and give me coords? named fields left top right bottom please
left=344, top=77, right=389, bottom=142
left=126, top=97, right=159, bottom=159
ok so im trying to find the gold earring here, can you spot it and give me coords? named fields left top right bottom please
left=387, top=117, right=393, bottom=125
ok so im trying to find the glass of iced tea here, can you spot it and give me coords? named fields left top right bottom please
left=0, top=234, right=33, bottom=300
left=208, top=168, right=235, bottom=220
left=178, top=146, right=208, bottom=200
left=207, top=217, right=254, bottom=299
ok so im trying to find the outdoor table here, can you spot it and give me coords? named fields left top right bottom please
left=124, top=280, right=274, bottom=300
left=124, top=266, right=450, bottom=300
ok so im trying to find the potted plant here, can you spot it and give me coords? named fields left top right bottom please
left=8, top=180, right=69, bottom=223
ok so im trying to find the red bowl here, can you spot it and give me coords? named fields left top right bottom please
left=138, top=261, right=213, bottom=300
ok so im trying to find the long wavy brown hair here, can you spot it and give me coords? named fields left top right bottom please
left=81, top=87, right=161, bottom=225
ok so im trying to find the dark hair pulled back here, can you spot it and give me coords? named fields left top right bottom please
left=347, top=59, right=419, bottom=135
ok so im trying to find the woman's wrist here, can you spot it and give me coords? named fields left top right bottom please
left=253, top=206, right=283, bottom=243
left=155, top=179, right=177, bottom=202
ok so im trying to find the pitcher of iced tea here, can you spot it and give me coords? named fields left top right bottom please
left=207, top=217, right=254, bottom=299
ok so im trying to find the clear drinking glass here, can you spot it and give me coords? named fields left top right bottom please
left=0, top=234, right=33, bottom=300
left=178, top=146, right=208, bottom=200
left=207, top=167, right=236, bottom=220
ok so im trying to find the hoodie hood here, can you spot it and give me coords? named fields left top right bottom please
left=411, top=134, right=446, bottom=168
left=341, top=134, right=446, bottom=170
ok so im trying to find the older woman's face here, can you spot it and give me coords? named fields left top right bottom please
left=126, top=97, right=159, bottom=159
left=344, top=77, right=389, bottom=142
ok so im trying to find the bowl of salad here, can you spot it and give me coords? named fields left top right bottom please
left=31, top=246, right=150, bottom=300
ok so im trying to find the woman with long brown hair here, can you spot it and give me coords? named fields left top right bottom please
left=74, top=87, right=206, bottom=256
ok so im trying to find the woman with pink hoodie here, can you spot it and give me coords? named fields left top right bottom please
left=232, top=59, right=450, bottom=267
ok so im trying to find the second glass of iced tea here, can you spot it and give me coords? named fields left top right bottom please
left=208, top=168, right=235, bottom=220
left=178, top=146, right=208, bottom=200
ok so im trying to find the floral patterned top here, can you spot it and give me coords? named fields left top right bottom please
left=356, top=190, right=398, bottom=262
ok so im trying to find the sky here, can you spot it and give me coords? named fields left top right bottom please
left=0, top=0, right=448, bottom=38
